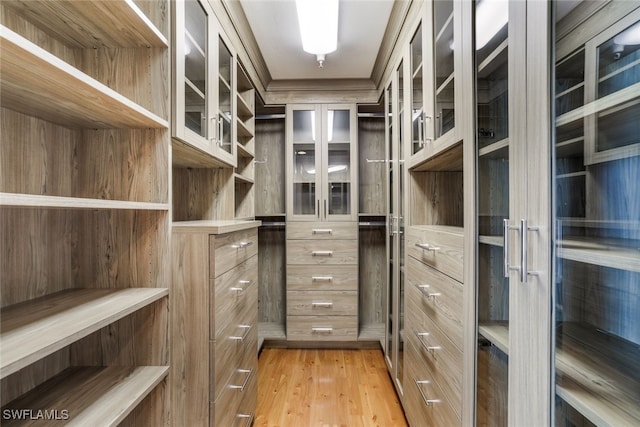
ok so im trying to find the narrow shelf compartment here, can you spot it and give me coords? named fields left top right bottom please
left=237, top=93, right=253, bottom=119
left=236, top=143, right=255, bottom=159
left=479, top=235, right=504, bottom=247
left=0, top=193, right=169, bottom=211
left=478, top=137, right=509, bottom=158
left=237, top=118, right=254, bottom=138
left=234, top=173, right=255, bottom=185
left=478, top=322, right=509, bottom=355
left=2, top=0, right=167, bottom=48
left=0, top=26, right=167, bottom=129
left=0, top=288, right=169, bottom=379
left=558, top=237, right=640, bottom=272
left=1, top=366, right=169, bottom=427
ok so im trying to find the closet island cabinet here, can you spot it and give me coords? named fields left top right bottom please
left=0, top=0, right=170, bottom=425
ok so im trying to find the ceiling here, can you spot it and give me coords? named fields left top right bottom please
left=239, top=0, right=395, bottom=81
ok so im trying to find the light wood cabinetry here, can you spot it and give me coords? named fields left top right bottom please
left=234, top=62, right=256, bottom=219
left=0, top=0, right=170, bottom=424
left=171, top=221, right=259, bottom=426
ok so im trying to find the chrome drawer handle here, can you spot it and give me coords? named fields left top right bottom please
left=415, top=242, right=440, bottom=251
left=312, top=228, right=333, bottom=235
left=416, top=284, right=441, bottom=299
left=229, top=368, right=253, bottom=391
left=312, top=276, right=333, bottom=282
left=415, top=380, right=441, bottom=406
left=230, top=324, right=252, bottom=341
left=236, top=413, right=254, bottom=427
left=312, top=327, right=333, bottom=333
left=312, top=250, right=333, bottom=256
left=416, top=331, right=441, bottom=353
left=231, top=241, right=254, bottom=249
left=230, top=279, right=253, bottom=292
left=311, top=302, right=334, bottom=308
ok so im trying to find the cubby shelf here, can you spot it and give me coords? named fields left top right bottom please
left=236, top=142, right=255, bottom=159
left=234, top=173, right=255, bottom=185
left=0, top=26, right=168, bottom=129
left=1, top=366, right=169, bottom=427
left=0, top=193, right=170, bottom=211
left=0, top=288, right=168, bottom=379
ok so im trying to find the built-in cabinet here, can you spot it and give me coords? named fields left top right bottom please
left=0, top=0, right=170, bottom=424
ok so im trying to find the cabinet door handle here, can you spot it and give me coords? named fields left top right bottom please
left=521, top=219, right=540, bottom=282
left=416, top=331, right=441, bottom=353
left=311, top=302, right=333, bottom=308
left=230, top=279, right=253, bottom=293
left=317, top=200, right=320, bottom=219
left=229, top=368, right=253, bottom=391
left=312, top=276, right=333, bottom=282
left=231, top=241, right=254, bottom=249
left=415, top=242, right=440, bottom=251
left=312, top=228, right=333, bottom=235
left=312, top=250, right=333, bottom=256
left=416, top=284, right=441, bottom=299
left=324, top=199, right=327, bottom=218
left=503, top=219, right=520, bottom=278
left=312, top=327, right=333, bottom=333
left=230, top=324, right=252, bottom=341
left=415, top=380, right=441, bottom=406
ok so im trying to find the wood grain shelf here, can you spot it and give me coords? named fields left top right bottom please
left=236, top=142, right=255, bottom=159
left=0, top=193, right=170, bottom=211
left=0, top=26, right=168, bottom=129
left=478, top=322, right=509, bottom=356
left=0, top=288, right=168, bottom=379
left=237, top=117, right=254, bottom=138
left=1, top=366, right=169, bottom=427
left=479, top=235, right=504, bottom=247
left=478, top=137, right=509, bottom=158
left=234, top=173, right=255, bottom=185
left=2, top=0, right=167, bottom=48
left=558, top=238, right=640, bottom=272
left=237, top=94, right=253, bottom=119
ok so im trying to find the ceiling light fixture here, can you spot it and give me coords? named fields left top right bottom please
left=614, top=21, right=640, bottom=46
left=295, top=0, right=339, bottom=68
left=475, top=0, right=508, bottom=50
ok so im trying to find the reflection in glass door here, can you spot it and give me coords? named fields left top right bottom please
left=218, top=37, right=233, bottom=155
left=292, top=108, right=319, bottom=217
left=184, top=0, right=207, bottom=137
left=385, top=82, right=394, bottom=370
left=326, top=108, right=352, bottom=216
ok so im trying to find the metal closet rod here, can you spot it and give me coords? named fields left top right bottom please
left=256, top=113, right=286, bottom=120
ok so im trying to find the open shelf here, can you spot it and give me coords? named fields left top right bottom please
left=2, top=0, right=167, bottom=48
left=358, top=323, right=385, bottom=341
left=237, top=117, right=254, bottom=138
left=478, top=322, right=509, bottom=356
left=478, top=138, right=509, bottom=158
left=237, top=93, right=253, bottom=119
left=236, top=142, right=255, bottom=159
left=1, top=366, right=169, bottom=426
left=479, top=235, right=504, bottom=247
left=0, top=26, right=167, bottom=129
left=234, top=173, right=255, bottom=185
left=0, top=288, right=168, bottom=379
left=558, top=237, right=640, bottom=272
left=0, top=193, right=170, bottom=211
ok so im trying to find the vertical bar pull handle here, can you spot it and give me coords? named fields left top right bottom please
left=521, top=220, right=540, bottom=282
left=503, top=219, right=521, bottom=278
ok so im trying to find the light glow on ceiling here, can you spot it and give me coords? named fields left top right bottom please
left=476, top=0, right=508, bottom=50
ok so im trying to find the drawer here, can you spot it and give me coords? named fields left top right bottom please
left=287, top=291, right=357, bottom=316
left=406, top=294, right=462, bottom=416
left=210, top=228, right=258, bottom=278
left=404, top=339, right=461, bottom=427
left=212, top=360, right=257, bottom=427
left=407, top=226, right=463, bottom=282
left=287, top=221, right=357, bottom=240
left=286, top=240, right=357, bottom=265
left=406, top=256, right=463, bottom=349
left=211, top=310, right=257, bottom=399
left=286, top=315, right=357, bottom=341
left=212, top=255, right=258, bottom=339
left=287, top=265, right=358, bottom=291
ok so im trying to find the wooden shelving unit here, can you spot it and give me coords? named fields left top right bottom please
left=235, top=62, right=256, bottom=220
left=0, top=0, right=170, bottom=423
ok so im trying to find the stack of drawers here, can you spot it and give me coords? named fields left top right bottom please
left=403, top=225, right=464, bottom=426
left=286, top=222, right=358, bottom=341
left=211, top=228, right=259, bottom=426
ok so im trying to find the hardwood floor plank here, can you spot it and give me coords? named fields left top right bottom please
left=255, top=348, right=408, bottom=427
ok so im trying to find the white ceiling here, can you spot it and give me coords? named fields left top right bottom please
left=239, top=0, right=395, bottom=81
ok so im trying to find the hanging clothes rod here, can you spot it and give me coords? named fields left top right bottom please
left=256, top=114, right=286, bottom=120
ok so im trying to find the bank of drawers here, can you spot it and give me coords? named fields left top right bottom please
left=286, top=222, right=358, bottom=341
left=405, top=225, right=463, bottom=426
left=211, top=229, right=258, bottom=425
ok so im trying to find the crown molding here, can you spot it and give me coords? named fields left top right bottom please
left=264, top=78, right=379, bottom=105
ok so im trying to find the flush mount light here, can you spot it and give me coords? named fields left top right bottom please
left=475, top=0, right=508, bottom=50
left=295, top=0, right=339, bottom=68
left=614, top=21, right=640, bottom=46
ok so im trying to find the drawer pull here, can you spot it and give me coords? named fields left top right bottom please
left=416, top=284, right=441, bottom=299
left=416, top=331, right=441, bottom=353
left=415, top=380, right=441, bottom=406
left=236, top=413, right=254, bottom=427
left=415, top=242, right=440, bottom=251
left=230, top=324, right=252, bottom=341
left=312, top=228, right=333, bottom=235
left=312, top=276, right=333, bottom=282
left=312, top=327, right=333, bottom=333
left=231, top=241, right=254, bottom=249
left=311, top=302, right=334, bottom=308
left=229, top=368, right=253, bottom=391
left=312, top=250, right=333, bottom=256
left=230, top=279, right=253, bottom=293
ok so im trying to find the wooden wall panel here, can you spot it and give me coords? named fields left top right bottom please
left=172, top=168, right=234, bottom=221
left=255, top=119, right=285, bottom=215
left=476, top=346, right=508, bottom=427
left=258, top=226, right=286, bottom=324
left=410, top=171, right=464, bottom=226
left=358, top=226, right=386, bottom=326
left=478, top=244, right=509, bottom=322
left=358, top=118, right=386, bottom=215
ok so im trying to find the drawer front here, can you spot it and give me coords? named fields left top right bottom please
left=407, top=227, right=463, bottom=282
left=212, top=309, right=257, bottom=399
left=406, top=293, right=462, bottom=416
left=286, top=315, right=357, bottom=341
left=287, top=291, right=358, bottom=316
left=287, top=265, right=358, bottom=291
left=286, top=240, right=357, bottom=265
left=212, top=255, right=258, bottom=339
left=212, top=361, right=257, bottom=427
left=210, top=228, right=258, bottom=278
left=287, top=221, right=357, bottom=240
left=404, top=339, right=461, bottom=427
left=406, top=256, right=463, bottom=349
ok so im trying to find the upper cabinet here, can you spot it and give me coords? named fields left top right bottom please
left=286, top=104, right=358, bottom=222
left=172, top=0, right=236, bottom=167
left=409, top=0, right=462, bottom=168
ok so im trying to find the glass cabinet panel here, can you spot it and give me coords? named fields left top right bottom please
left=292, top=109, right=318, bottom=217
left=326, top=109, right=352, bottom=216
left=386, top=82, right=394, bottom=369
left=411, top=24, right=425, bottom=155
left=396, top=60, right=405, bottom=392
left=434, top=0, right=455, bottom=138
left=475, top=0, right=509, bottom=425
left=184, top=0, right=207, bottom=137
left=554, top=5, right=640, bottom=427
left=218, top=37, right=233, bottom=155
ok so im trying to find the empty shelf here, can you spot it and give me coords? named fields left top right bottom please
left=478, top=322, right=509, bottom=355
left=558, top=238, right=640, bottom=272
left=0, top=193, right=169, bottom=211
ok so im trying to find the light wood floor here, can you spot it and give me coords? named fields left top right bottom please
left=255, top=348, right=409, bottom=427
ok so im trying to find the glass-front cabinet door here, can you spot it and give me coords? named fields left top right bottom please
left=553, top=3, right=640, bottom=426
left=411, top=22, right=427, bottom=158
left=215, top=35, right=234, bottom=163
left=385, top=81, right=395, bottom=371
